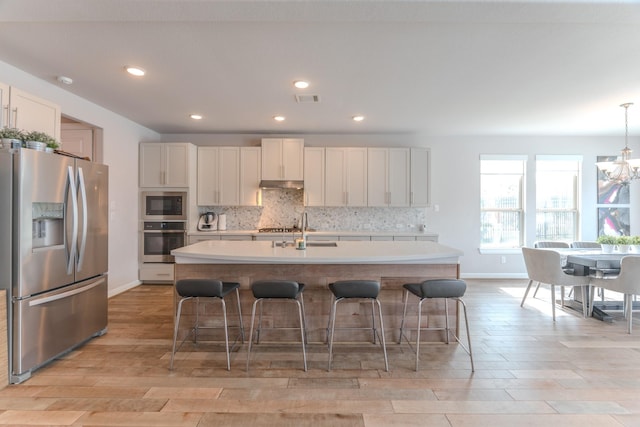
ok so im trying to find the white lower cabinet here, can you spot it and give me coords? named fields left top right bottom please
left=139, top=263, right=174, bottom=282
left=188, top=235, right=220, bottom=245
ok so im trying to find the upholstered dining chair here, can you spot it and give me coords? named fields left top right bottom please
left=589, top=256, right=640, bottom=333
left=532, top=241, right=571, bottom=300
left=521, top=247, right=591, bottom=321
left=570, top=241, right=602, bottom=249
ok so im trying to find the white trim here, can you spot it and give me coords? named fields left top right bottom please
left=480, top=154, right=528, bottom=161
left=461, top=273, right=529, bottom=279
left=108, top=280, right=141, bottom=298
left=536, top=154, right=584, bottom=161
left=478, top=248, right=522, bottom=255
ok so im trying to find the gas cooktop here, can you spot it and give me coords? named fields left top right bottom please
left=258, top=227, right=298, bottom=233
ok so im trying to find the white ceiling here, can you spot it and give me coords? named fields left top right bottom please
left=1, top=0, right=640, bottom=137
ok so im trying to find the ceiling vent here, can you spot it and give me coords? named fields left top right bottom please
left=295, top=94, right=321, bottom=103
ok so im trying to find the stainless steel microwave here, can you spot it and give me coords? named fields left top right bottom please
left=141, top=191, right=187, bottom=220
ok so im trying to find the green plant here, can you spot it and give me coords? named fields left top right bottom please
left=24, top=131, right=59, bottom=149
left=617, top=235, right=632, bottom=245
left=0, top=128, right=25, bottom=140
left=630, top=236, right=640, bottom=245
left=596, top=235, right=617, bottom=245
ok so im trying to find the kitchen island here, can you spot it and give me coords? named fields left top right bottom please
left=172, top=240, right=464, bottom=342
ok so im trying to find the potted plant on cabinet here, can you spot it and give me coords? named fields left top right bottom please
left=597, top=235, right=617, bottom=253
left=0, top=128, right=25, bottom=148
left=630, top=236, right=640, bottom=253
left=23, top=131, right=59, bottom=152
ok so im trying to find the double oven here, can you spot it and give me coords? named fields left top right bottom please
left=140, top=191, right=187, bottom=262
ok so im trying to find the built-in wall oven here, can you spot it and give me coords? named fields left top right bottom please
left=141, top=221, right=186, bottom=262
left=141, top=191, right=187, bottom=221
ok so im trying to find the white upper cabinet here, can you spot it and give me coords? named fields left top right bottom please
left=410, top=147, right=431, bottom=206
left=1, top=84, right=61, bottom=141
left=0, top=82, right=9, bottom=129
left=367, top=148, right=410, bottom=207
left=325, top=147, right=367, bottom=206
left=139, top=142, right=194, bottom=188
left=197, top=146, right=240, bottom=206
left=303, top=147, right=325, bottom=206
left=239, top=147, right=261, bottom=206
left=261, top=138, right=304, bottom=180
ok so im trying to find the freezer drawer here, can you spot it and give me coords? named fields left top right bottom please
left=12, top=276, right=108, bottom=383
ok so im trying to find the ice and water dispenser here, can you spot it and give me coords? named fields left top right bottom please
left=32, top=203, right=64, bottom=249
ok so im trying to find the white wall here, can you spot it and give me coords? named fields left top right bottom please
left=1, top=60, right=161, bottom=296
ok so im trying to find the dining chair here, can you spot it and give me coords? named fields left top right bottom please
left=570, top=241, right=602, bottom=249
left=521, top=247, right=591, bottom=321
left=589, top=256, right=640, bottom=333
left=532, top=241, right=571, bottom=300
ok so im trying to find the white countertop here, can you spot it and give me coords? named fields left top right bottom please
left=172, top=240, right=462, bottom=264
left=188, top=229, right=438, bottom=238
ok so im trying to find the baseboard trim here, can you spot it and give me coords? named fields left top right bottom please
left=108, top=280, right=141, bottom=298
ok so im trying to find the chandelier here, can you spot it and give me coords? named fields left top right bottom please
left=596, top=102, right=640, bottom=185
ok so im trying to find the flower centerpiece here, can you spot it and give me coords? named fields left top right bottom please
left=596, top=235, right=617, bottom=253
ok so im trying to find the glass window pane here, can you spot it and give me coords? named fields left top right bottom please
left=481, top=211, right=522, bottom=247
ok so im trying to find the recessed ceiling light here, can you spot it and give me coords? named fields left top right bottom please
left=125, top=66, right=145, bottom=77
left=57, top=76, right=73, bottom=85
left=273, top=115, right=286, bottom=122
left=352, top=115, right=365, bottom=122
left=294, top=80, right=309, bottom=89
left=190, top=114, right=203, bottom=120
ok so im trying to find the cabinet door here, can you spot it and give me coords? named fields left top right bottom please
left=240, top=147, right=261, bottom=206
left=410, top=148, right=430, bottom=206
left=345, top=148, right=367, bottom=206
left=282, top=138, right=304, bottom=180
left=388, top=148, right=410, bottom=207
left=261, top=138, right=283, bottom=180
left=9, top=87, right=61, bottom=141
left=165, top=143, right=190, bottom=187
left=367, top=148, right=388, bottom=206
left=325, top=148, right=347, bottom=206
left=0, top=82, right=9, bottom=129
left=197, top=147, right=219, bottom=205
left=218, top=147, right=240, bottom=206
left=304, top=147, right=325, bottom=206
left=61, top=127, right=94, bottom=161
left=139, top=143, right=164, bottom=187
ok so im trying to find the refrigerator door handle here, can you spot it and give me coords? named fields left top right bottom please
left=77, top=167, right=88, bottom=271
left=28, top=278, right=106, bottom=307
left=67, top=165, right=79, bottom=275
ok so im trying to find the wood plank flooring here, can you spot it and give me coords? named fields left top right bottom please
left=1, top=280, right=640, bottom=426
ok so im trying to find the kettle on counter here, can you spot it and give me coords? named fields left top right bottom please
left=197, top=212, right=218, bottom=231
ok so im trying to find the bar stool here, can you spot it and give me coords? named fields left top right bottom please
left=170, top=279, right=245, bottom=371
left=398, top=279, right=474, bottom=371
left=327, top=280, right=389, bottom=372
left=246, top=280, right=307, bottom=371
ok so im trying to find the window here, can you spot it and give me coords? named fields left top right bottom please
left=480, top=155, right=526, bottom=248
left=535, top=155, right=581, bottom=242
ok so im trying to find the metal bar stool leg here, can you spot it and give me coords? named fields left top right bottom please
left=327, top=298, right=340, bottom=371
left=374, top=298, right=389, bottom=372
left=170, top=297, right=189, bottom=370
left=370, top=299, right=377, bottom=344
left=456, top=298, right=475, bottom=372
left=295, top=299, right=308, bottom=371
left=398, top=287, right=410, bottom=344
left=235, top=288, right=245, bottom=342
left=415, top=298, right=424, bottom=372
left=246, top=298, right=260, bottom=372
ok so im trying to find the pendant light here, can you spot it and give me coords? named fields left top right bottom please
left=596, top=103, right=640, bottom=185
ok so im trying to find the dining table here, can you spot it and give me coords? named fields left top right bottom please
left=560, top=250, right=639, bottom=321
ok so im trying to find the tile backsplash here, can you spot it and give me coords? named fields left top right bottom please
left=199, top=189, right=428, bottom=232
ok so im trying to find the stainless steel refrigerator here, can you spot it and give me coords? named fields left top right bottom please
left=0, top=146, right=108, bottom=383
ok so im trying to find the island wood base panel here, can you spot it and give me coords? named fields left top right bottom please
left=174, top=263, right=461, bottom=343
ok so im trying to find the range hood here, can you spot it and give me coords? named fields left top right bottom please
left=259, top=180, right=304, bottom=189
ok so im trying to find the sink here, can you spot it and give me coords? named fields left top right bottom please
left=306, top=242, right=338, bottom=247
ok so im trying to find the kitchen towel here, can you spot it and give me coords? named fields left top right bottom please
left=218, top=214, right=226, bottom=230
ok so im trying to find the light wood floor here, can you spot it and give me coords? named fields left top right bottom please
left=1, top=280, right=640, bottom=426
